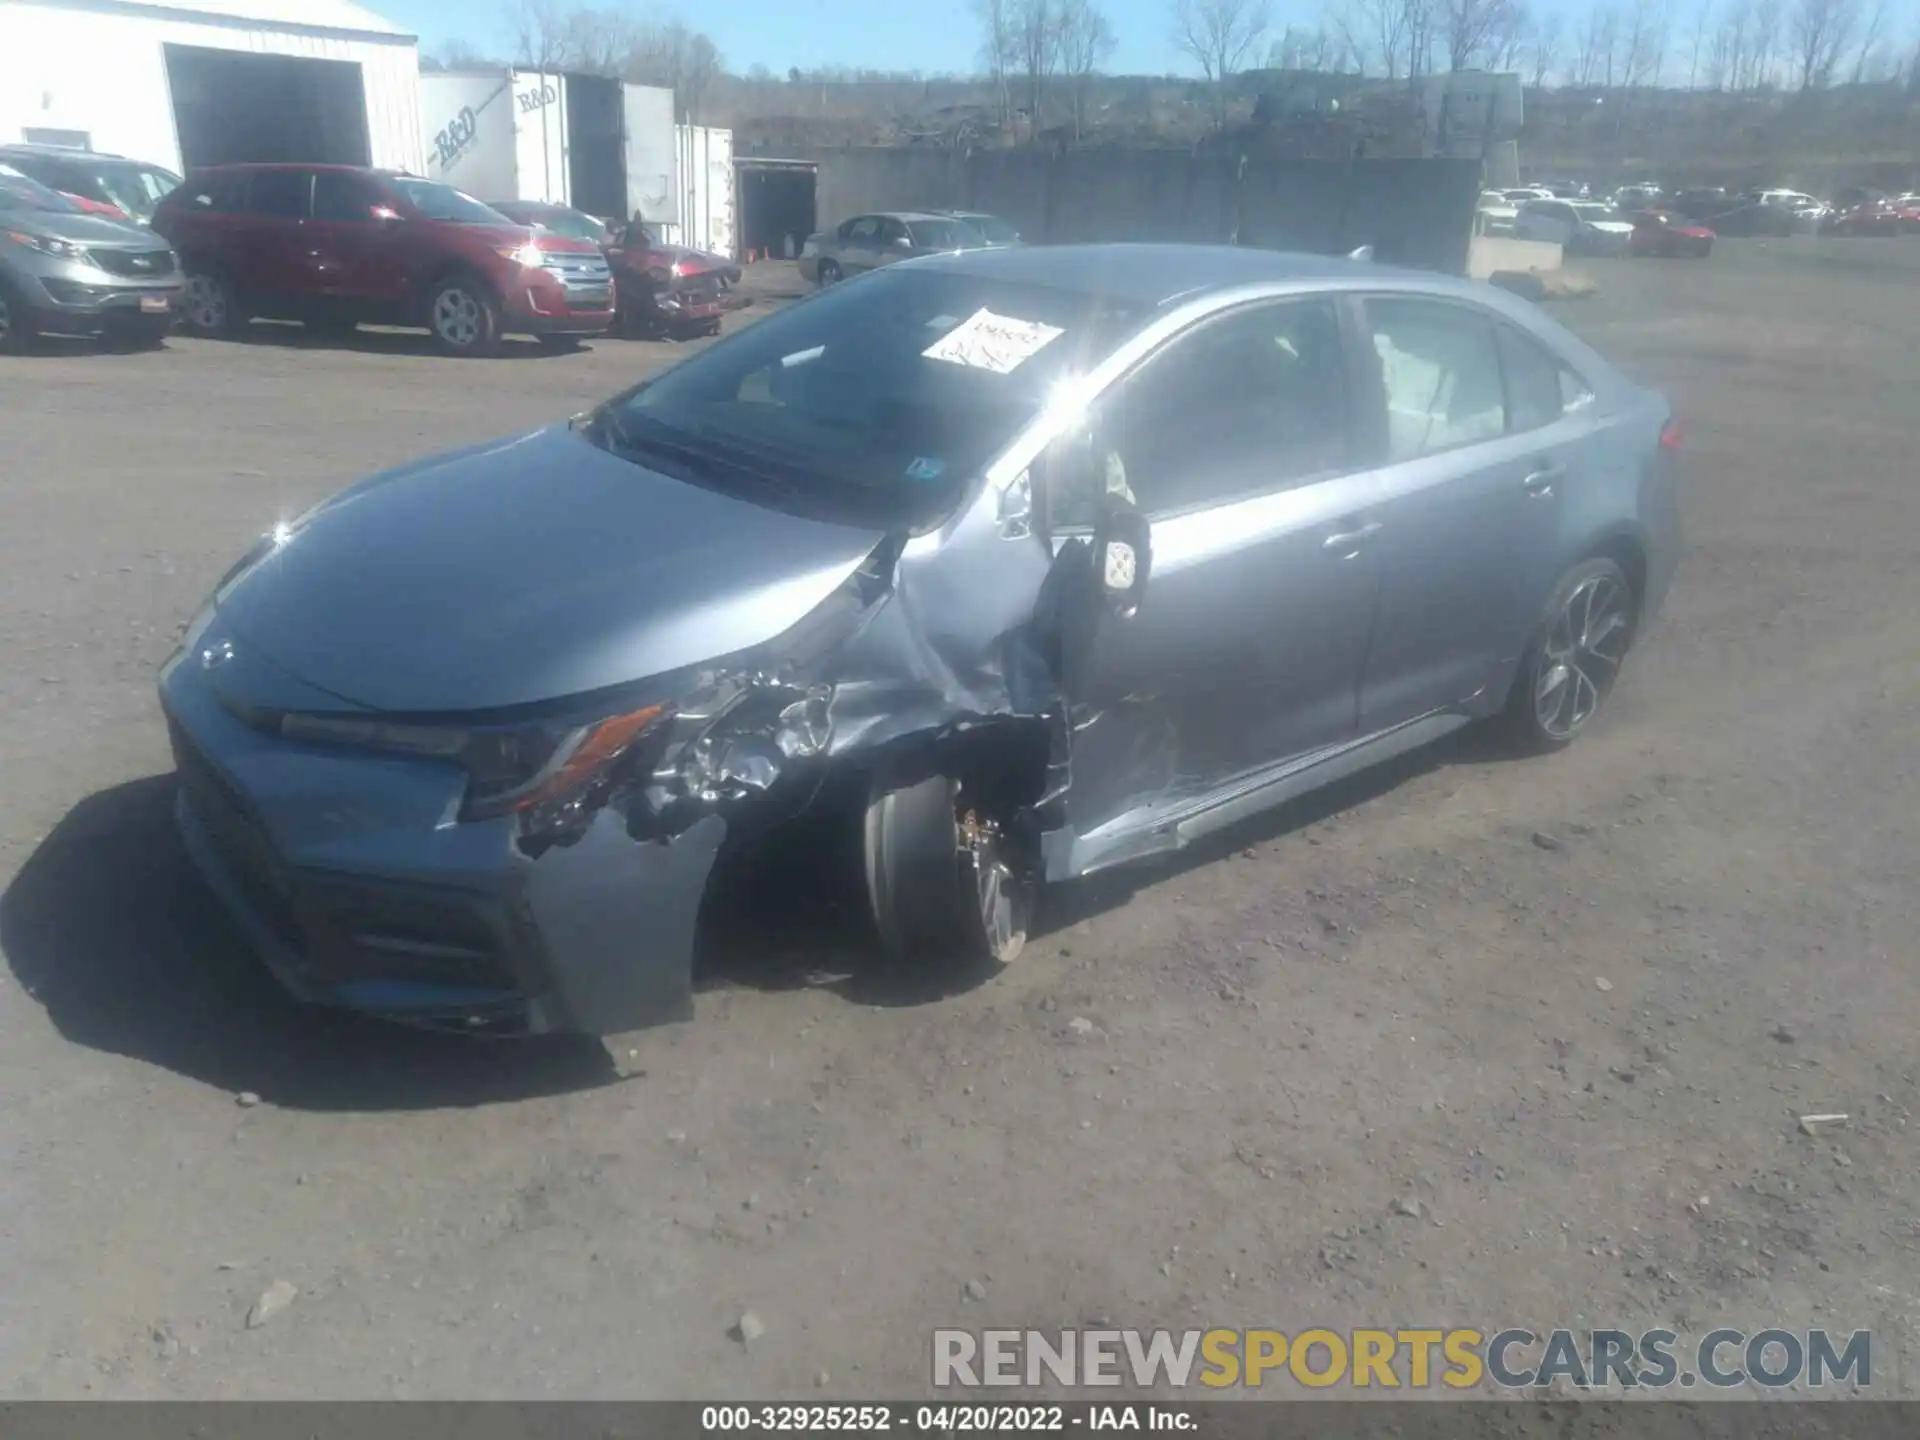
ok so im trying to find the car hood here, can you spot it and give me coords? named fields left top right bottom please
left=0, top=208, right=159, bottom=245
left=1587, top=221, right=1635, bottom=234
left=214, top=425, right=889, bottom=714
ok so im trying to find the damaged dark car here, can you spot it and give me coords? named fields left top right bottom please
left=160, top=244, right=1682, bottom=1037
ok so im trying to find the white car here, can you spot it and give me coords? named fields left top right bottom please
left=1475, top=190, right=1519, bottom=236
left=1516, top=199, right=1634, bottom=255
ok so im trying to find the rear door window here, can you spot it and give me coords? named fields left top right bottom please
left=245, top=170, right=311, bottom=220
left=1365, top=298, right=1507, bottom=460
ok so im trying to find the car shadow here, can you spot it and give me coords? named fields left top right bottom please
left=0, top=775, right=620, bottom=1113
left=696, top=724, right=1531, bottom=1011
left=217, top=321, right=587, bottom=359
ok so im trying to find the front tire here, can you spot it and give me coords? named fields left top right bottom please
left=426, top=274, right=502, bottom=357
left=864, top=773, right=1033, bottom=975
left=0, top=277, right=39, bottom=354
left=816, top=258, right=842, bottom=286
left=1496, top=557, right=1638, bottom=754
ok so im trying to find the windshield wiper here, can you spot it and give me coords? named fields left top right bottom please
left=594, top=411, right=802, bottom=498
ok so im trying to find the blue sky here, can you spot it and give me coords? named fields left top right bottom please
left=379, top=0, right=1254, bottom=79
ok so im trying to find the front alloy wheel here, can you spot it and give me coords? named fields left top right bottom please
left=428, top=280, right=501, bottom=356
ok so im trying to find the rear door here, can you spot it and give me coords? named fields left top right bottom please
left=1352, top=295, right=1577, bottom=734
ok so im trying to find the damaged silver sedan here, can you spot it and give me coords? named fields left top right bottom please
left=160, top=244, right=1682, bottom=1036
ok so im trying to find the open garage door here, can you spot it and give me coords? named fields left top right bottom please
left=165, top=45, right=372, bottom=171
left=565, top=73, right=626, bottom=221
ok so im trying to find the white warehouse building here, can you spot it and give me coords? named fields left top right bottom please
left=0, top=0, right=426, bottom=177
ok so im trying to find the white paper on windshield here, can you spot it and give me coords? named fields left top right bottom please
left=922, top=308, right=1064, bottom=374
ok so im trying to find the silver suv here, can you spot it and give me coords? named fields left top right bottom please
left=0, top=163, right=183, bottom=352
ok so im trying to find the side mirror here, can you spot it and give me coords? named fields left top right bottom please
left=369, top=205, right=402, bottom=225
left=894, top=235, right=913, bottom=249
left=1093, top=504, right=1150, bottom=620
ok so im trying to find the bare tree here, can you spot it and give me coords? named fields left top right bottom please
left=1012, top=0, right=1062, bottom=135
left=973, top=0, right=1019, bottom=129
left=1488, top=3, right=1529, bottom=70
left=1685, top=0, right=1713, bottom=85
left=509, top=0, right=569, bottom=71
left=1573, top=1, right=1617, bottom=85
left=1788, top=0, right=1860, bottom=87
left=1528, top=8, right=1563, bottom=83
left=1619, top=0, right=1667, bottom=84
left=1442, top=0, right=1517, bottom=70
left=625, top=21, right=724, bottom=120
left=1848, top=0, right=1889, bottom=82
left=1171, top=0, right=1272, bottom=125
left=1404, top=0, right=1440, bottom=77
left=1056, top=0, right=1116, bottom=138
left=1750, top=0, right=1782, bottom=83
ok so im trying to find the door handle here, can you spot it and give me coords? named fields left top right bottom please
left=1322, top=520, right=1383, bottom=554
left=1523, top=463, right=1564, bottom=497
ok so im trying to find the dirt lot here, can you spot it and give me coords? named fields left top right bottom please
left=1, top=243, right=1916, bottom=1401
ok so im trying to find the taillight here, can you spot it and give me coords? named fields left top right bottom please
left=1659, top=419, right=1684, bottom=453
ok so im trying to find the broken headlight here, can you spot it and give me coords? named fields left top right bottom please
left=280, top=701, right=674, bottom=830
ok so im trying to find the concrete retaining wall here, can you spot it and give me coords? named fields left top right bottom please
left=755, top=145, right=1484, bottom=274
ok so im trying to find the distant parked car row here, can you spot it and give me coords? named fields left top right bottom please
left=799, top=210, right=1020, bottom=286
left=1, top=152, right=777, bottom=358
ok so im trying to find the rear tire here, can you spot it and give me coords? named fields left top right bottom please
left=1495, top=557, right=1638, bottom=755
left=816, top=258, right=842, bottom=286
left=425, top=273, right=502, bottom=357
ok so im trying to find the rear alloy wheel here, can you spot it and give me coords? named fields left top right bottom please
left=181, top=269, right=239, bottom=336
left=427, top=277, right=502, bottom=357
left=1500, top=557, right=1637, bottom=754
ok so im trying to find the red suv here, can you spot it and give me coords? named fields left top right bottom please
left=151, top=165, right=614, bottom=356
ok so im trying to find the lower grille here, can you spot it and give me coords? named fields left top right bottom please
left=168, top=718, right=304, bottom=949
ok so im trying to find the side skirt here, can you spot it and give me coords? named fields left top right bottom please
left=1044, top=711, right=1471, bottom=882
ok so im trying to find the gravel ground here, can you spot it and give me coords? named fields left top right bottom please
left=0, top=243, right=1915, bottom=1401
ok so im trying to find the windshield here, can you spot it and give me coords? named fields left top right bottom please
left=389, top=177, right=509, bottom=225
left=911, top=218, right=988, bottom=251
left=597, top=267, right=1143, bottom=528
left=958, top=213, right=1020, bottom=244
left=87, top=162, right=180, bottom=221
left=529, top=207, right=607, bottom=244
left=0, top=164, right=78, bottom=214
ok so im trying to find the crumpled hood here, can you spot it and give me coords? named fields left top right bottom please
left=214, top=426, right=887, bottom=714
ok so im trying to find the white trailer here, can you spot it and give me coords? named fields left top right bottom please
left=419, top=69, right=569, bottom=207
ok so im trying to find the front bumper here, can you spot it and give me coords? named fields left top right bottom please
left=9, top=259, right=182, bottom=334
left=160, top=647, right=723, bottom=1037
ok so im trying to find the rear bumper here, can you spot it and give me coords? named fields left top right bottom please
left=160, top=648, right=722, bottom=1037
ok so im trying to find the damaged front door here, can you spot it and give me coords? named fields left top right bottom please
left=1038, top=296, right=1380, bottom=868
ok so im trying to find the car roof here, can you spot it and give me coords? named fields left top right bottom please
left=186, top=162, right=385, bottom=175
left=908, top=242, right=1479, bottom=309
left=0, top=143, right=166, bottom=167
